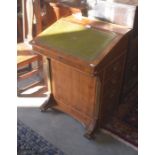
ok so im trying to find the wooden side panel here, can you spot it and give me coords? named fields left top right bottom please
left=51, top=59, right=96, bottom=119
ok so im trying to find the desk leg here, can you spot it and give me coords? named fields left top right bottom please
left=40, top=56, right=55, bottom=112
left=84, top=119, right=97, bottom=139
left=40, top=94, right=55, bottom=111
left=84, top=77, right=101, bottom=139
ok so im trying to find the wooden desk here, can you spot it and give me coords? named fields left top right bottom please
left=31, top=15, right=131, bottom=138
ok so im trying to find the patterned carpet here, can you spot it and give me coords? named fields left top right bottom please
left=103, top=85, right=138, bottom=147
left=17, top=120, right=65, bottom=155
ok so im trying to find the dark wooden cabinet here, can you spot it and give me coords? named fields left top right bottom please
left=31, top=15, right=131, bottom=137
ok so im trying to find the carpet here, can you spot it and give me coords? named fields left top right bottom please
left=103, top=85, right=138, bottom=148
left=17, top=120, right=65, bottom=155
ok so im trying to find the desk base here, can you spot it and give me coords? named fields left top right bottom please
left=40, top=94, right=56, bottom=111
left=40, top=94, right=97, bottom=139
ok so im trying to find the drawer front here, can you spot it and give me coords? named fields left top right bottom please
left=104, top=54, right=126, bottom=83
left=127, top=37, right=138, bottom=63
left=122, top=56, right=138, bottom=94
left=99, top=53, right=126, bottom=124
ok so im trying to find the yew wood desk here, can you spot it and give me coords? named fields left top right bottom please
left=31, top=15, right=131, bottom=138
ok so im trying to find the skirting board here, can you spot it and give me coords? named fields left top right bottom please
left=100, top=129, right=138, bottom=151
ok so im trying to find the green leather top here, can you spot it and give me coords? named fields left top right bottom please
left=35, top=19, right=116, bottom=61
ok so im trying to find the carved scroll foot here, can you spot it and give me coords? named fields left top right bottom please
left=84, top=131, right=95, bottom=140
left=84, top=119, right=98, bottom=140
left=40, top=94, right=55, bottom=112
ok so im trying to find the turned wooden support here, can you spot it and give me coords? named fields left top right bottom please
left=40, top=56, right=55, bottom=112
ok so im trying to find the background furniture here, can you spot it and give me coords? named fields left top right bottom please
left=17, top=0, right=23, bottom=43
left=31, top=15, right=131, bottom=138
left=17, top=0, right=44, bottom=95
left=42, top=0, right=86, bottom=29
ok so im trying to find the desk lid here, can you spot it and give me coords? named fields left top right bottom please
left=33, top=19, right=116, bottom=61
left=31, top=16, right=130, bottom=75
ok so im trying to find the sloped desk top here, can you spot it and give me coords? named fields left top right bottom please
left=33, top=19, right=116, bottom=61
left=31, top=15, right=130, bottom=74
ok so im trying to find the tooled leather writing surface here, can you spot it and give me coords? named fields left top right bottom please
left=35, top=19, right=116, bottom=61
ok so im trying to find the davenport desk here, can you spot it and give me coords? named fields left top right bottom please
left=31, top=15, right=131, bottom=138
